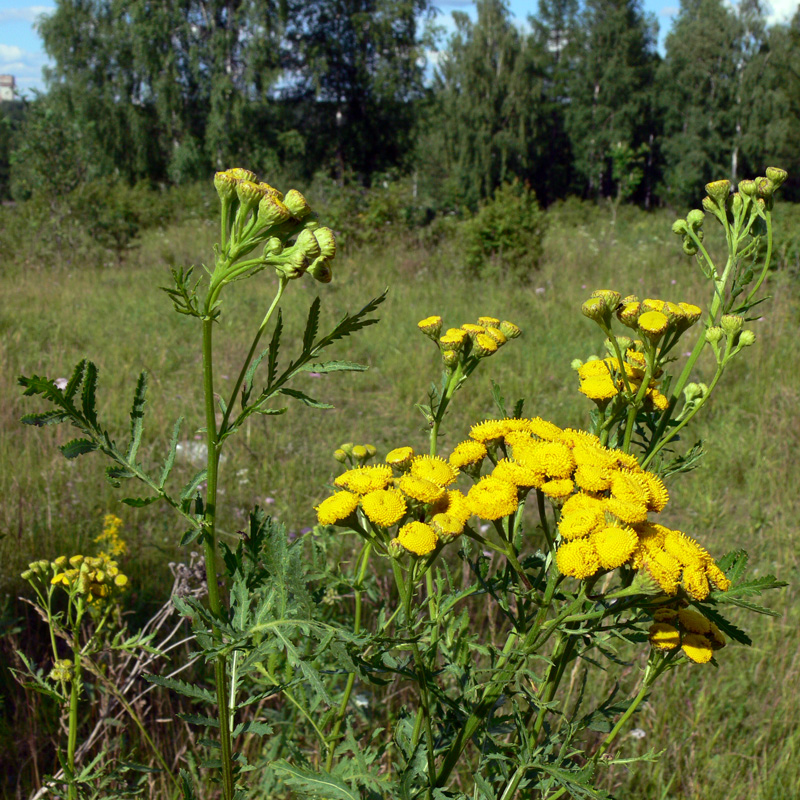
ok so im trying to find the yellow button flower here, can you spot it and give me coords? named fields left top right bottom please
left=316, top=491, right=359, bottom=525
left=410, top=455, right=458, bottom=487
left=449, top=440, right=488, bottom=469
left=397, top=474, right=446, bottom=504
left=556, top=538, right=600, bottom=580
left=334, top=465, right=393, bottom=494
left=591, top=525, right=638, bottom=569
left=681, top=633, right=714, bottom=663
left=360, top=488, right=407, bottom=528
left=467, top=476, right=518, bottom=520
left=648, top=622, right=680, bottom=651
left=397, top=521, right=438, bottom=556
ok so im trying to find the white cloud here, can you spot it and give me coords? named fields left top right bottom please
left=0, top=44, right=26, bottom=62
left=0, top=7, right=54, bottom=25
left=765, top=0, right=798, bottom=23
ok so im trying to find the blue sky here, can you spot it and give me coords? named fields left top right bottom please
left=1, top=0, right=798, bottom=97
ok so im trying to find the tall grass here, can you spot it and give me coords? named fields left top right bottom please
left=1, top=197, right=797, bottom=798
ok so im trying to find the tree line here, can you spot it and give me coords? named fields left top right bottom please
left=1, top=0, right=798, bottom=209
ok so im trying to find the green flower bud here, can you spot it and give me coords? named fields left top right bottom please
left=69, top=554, right=84, bottom=567
left=738, top=179, right=757, bottom=198
left=581, top=297, right=608, bottom=324
left=268, top=248, right=309, bottom=280
left=499, top=320, right=522, bottom=339
left=352, top=445, right=368, bottom=461
left=214, top=171, right=238, bottom=202
left=284, top=189, right=311, bottom=219
left=308, top=256, right=333, bottom=283
left=333, top=448, right=347, bottom=463
left=258, top=181, right=283, bottom=201
left=705, top=179, right=731, bottom=204
left=720, top=314, right=743, bottom=337
left=738, top=330, right=756, bottom=347
left=295, top=228, right=321, bottom=260
left=257, top=193, right=291, bottom=229
left=682, top=237, right=699, bottom=256
left=264, top=237, right=282, bottom=256
left=442, top=348, right=459, bottom=369
left=226, top=168, right=257, bottom=183
left=365, top=444, right=377, bottom=458
left=590, top=289, right=621, bottom=310
left=314, top=227, right=336, bottom=259
left=701, top=196, right=719, bottom=216
left=236, top=180, right=265, bottom=212
left=706, top=326, right=724, bottom=344
left=672, top=218, right=688, bottom=235
left=765, top=167, right=787, bottom=188
left=388, top=538, right=405, bottom=559
left=21, top=569, right=34, bottom=581
left=417, top=315, right=443, bottom=339
left=686, top=209, right=704, bottom=229
left=570, top=358, right=584, bottom=371
left=731, top=192, right=743, bottom=215
left=54, top=556, right=68, bottom=569
left=603, top=336, right=633, bottom=357
left=683, top=382, right=707, bottom=403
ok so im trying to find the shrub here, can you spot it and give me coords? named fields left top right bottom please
left=460, top=179, right=546, bottom=279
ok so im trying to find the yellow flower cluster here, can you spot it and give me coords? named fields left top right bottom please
left=576, top=350, right=668, bottom=410
left=648, top=605, right=726, bottom=664
left=315, top=451, right=472, bottom=556
left=94, top=513, right=127, bottom=558
left=454, top=414, right=729, bottom=600
left=417, top=314, right=521, bottom=366
left=49, top=553, right=129, bottom=603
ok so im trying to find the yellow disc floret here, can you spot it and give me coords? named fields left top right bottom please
left=591, top=525, right=638, bottom=569
left=397, top=474, right=446, bottom=504
left=334, top=465, right=393, bottom=494
left=316, top=491, right=360, bottom=525
left=467, top=476, right=519, bottom=520
left=410, top=455, right=458, bottom=487
left=386, top=446, right=415, bottom=468
left=360, top=488, right=407, bottom=527
left=648, top=623, right=680, bottom=651
left=681, top=633, right=714, bottom=663
left=556, top=538, right=601, bottom=580
left=449, top=440, right=488, bottom=469
left=397, top=521, right=439, bottom=556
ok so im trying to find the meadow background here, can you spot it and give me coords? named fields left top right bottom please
left=1, top=0, right=800, bottom=796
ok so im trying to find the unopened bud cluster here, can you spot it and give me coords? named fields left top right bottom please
left=334, top=442, right=377, bottom=466
left=214, top=167, right=336, bottom=285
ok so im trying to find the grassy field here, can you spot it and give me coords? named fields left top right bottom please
left=1, top=196, right=798, bottom=799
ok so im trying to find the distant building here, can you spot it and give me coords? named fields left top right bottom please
left=0, top=75, right=16, bottom=102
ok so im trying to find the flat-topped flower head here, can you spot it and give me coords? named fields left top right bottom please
left=410, top=455, right=458, bottom=487
left=556, top=538, right=600, bottom=580
left=449, top=439, right=488, bottom=469
left=677, top=608, right=712, bottom=634
left=397, top=474, right=446, bottom=504
left=639, top=310, right=669, bottom=343
left=434, top=489, right=473, bottom=524
left=431, top=513, right=464, bottom=539
left=469, top=419, right=511, bottom=443
left=467, top=476, right=518, bottom=520
left=483, top=326, right=507, bottom=345
left=386, top=446, right=414, bottom=469
left=334, top=465, right=393, bottom=494
left=681, top=633, right=714, bottom=663
left=360, top=488, right=407, bottom=527
left=417, top=316, right=443, bottom=339
left=461, top=323, right=485, bottom=337
left=574, top=462, right=613, bottom=493
left=642, top=548, right=682, bottom=595
left=316, top=491, right=360, bottom=525
left=440, top=328, right=468, bottom=350
left=492, top=459, right=544, bottom=488
left=397, top=521, right=438, bottom=556
left=527, top=417, right=563, bottom=441
left=591, top=525, right=638, bottom=569
left=663, top=530, right=710, bottom=568
left=580, top=374, right=617, bottom=403
left=474, top=333, right=499, bottom=357
left=558, top=502, right=605, bottom=540
left=541, top=478, right=574, bottom=501
left=605, top=497, right=649, bottom=525
left=648, top=623, right=680, bottom=651
left=477, top=316, right=501, bottom=327
left=520, top=441, right=576, bottom=479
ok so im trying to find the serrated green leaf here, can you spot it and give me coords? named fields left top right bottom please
left=121, top=495, right=160, bottom=508
left=180, top=469, right=208, bottom=502
left=490, top=380, right=507, bottom=417
left=60, top=438, right=98, bottom=459
left=64, top=358, right=87, bottom=400
left=267, top=308, right=283, bottom=387
left=144, top=674, right=216, bottom=704
left=233, top=720, right=273, bottom=737
left=21, top=409, right=70, bottom=427
left=279, top=388, right=334, bottom=409
left=127, top=371, right=147, bottom=462
left=298, top=361, right=368, bottom=374
left=160, top=416, right=183, bottom=488
left=272, top=761, right=359, bottom=800
left=176, top=713, right=219, bottom=728
left=303, top=296, right=321, bottom=352
left=180, top=526, right=203, bottom=547
left=81, top=360, right=99, bottom=426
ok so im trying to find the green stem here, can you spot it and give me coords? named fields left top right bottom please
left=201, top=316, right=235, bottom=800
left=220, top=276, right=288, bottom=437
left=430, top=365, right=463, bottom=456
left=742, top=209, right=773, bottom=306
left=66, top=647, right=81, bottom=800
left=621, top=362, right=652, bottom=454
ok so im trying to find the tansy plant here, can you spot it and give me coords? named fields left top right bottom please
left=17, top=169, right=786, bottom=800
left=18, top=168, right=385, bottom=799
